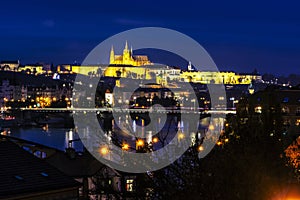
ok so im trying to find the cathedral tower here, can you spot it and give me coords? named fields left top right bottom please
left=123, top=41, right=131, bottom=63
left=110, top=45, right=115, bottom=64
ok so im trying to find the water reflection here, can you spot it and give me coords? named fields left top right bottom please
left=2, top=115, right=225, bottom=157
left=3, top=126, right=83, bottom=152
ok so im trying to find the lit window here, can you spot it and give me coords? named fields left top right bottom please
left=126, top=179, right=134, bottom=192
left=40, top=172, right=48, bottom=177
left=219, top=96, right=225, bottom=100
left=282, top=106, right=289, bottom=114
left=283, top=97, right=289, bottom=103
left=255, top=106, right=262, bottom=113
left=283, top=119, right=290, bottom=126
left=297, top=107, right=300, bottom=115
left=14, top=175, right=24, bottom=180
left=296, top=119, right=300, bottom=126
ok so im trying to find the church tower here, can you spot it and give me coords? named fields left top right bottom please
left=110, top=45, right=115, bottom=64
left=123, top=41, right=131, bottom=63
left=187, top=61, right=193, bottom=71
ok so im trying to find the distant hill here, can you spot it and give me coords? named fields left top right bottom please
left=0, top=71, right=64, bottom=86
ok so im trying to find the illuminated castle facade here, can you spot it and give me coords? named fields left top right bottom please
left=104, top=41, right=262, bottom=86
left=109, top=41, right=151, bottom=66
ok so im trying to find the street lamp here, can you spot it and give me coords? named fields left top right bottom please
left=198, top=146, right=204, bottom=152
left=122, top=143, right=129, bottom=151
left=99, top=146, right=109, bottom=156
left=136, top=139, right=144, bottom=147
left=178, top=132, right=185, bottom=142
left=136, top=139, right=145, bottom=152
left=152, top=137, right=159, bottom=143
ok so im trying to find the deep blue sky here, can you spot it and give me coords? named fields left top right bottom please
left=1, top=0, right=300, bottom=75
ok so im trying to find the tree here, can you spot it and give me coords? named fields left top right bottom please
left=145, top=113, right=294, bottom=200
left=285, top=136, right=300, bottom=180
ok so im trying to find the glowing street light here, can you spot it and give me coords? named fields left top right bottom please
left=136, top=139, right=144, bottom=147
left=198, top=146, right=204, bottom=152
left=178, top=132, right=185, bottom=140
left=122, top=143, right=129, bottom=151
left=99, top=146, right=109, bottom=156
left=209, top=124, right=215, bottom=131
left=152, top=137, right=159, bottom=143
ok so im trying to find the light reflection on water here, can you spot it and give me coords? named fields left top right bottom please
left=4, top=116, right=224, bottom=153
left=8, top=127, right=84, bottom=152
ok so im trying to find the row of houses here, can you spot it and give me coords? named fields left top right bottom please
left=0, top=79, right=72, bottom=107
left=236, top=85, right=300, bottom=140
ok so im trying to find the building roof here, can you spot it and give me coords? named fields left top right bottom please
left=0, top=138, right=80, bottom=199
left=133, top=55, right=149, bottom=61
left=252, top=86, right=300, bottom=104
left=46, top=148, right=104, bottom=177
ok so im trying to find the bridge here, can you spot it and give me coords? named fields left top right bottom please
left=17, top=107, right=236, bottom=115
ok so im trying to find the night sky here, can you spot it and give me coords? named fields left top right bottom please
left=1, top=0, right=300, bottom=75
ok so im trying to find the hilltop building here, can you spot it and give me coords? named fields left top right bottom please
left=109, top=41, right=151, bottom=66
left=0, top=60, right=20, bottom=71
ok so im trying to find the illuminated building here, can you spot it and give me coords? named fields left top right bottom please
left=0, top=60, right=20, bottom=71
left=19, top=64, right=44, bottom=74
left=103, top=42, right=262, bottom=86
left=104, top=41, right=154, bottom=79
left=180, top=71, right=261, bottom=84
left=110, top=41, right=151, bottom=66
left=70, top=65, right=101, bottom=75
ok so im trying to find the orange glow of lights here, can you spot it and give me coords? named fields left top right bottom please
left=217, top=141, right=222, bottom=146
left=136, top=140, right=144, bottom=147
left=178, top=133, right=185, bottom=140
left=152, top=137, right=159, bottom=143
left=198, top=146, right=204, bottom=151
left=225, top=138, right=229, bottom=143
left=99, top=146, right=109, bottom=155
left=122, top=143, right=129, bottom=150
left=209, top=125, right=215, bottom=130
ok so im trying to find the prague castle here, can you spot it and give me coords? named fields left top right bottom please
left=109, top=41, right=151, bottom=66
left=103, top=41, right=261, bottom=85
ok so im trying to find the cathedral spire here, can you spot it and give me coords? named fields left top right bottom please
left=123, top=41, right=130, bottom=60
left=110, top=45, right=115, bottom=64
left=125, top=40, right=128, bottom=51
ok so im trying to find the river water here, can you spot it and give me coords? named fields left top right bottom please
left=5, top=127, right=84, bottom=152
left=2, top=115, right=224, bottom=153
